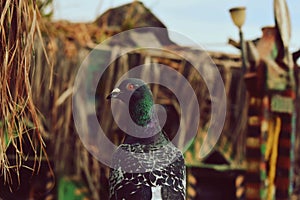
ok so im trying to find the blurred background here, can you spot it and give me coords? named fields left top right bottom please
left=52, top=0, right=300, bottom=54
left=0, top=0, right=300, bottom=199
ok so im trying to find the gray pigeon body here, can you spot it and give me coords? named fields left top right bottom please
left=107, top=78, right=186, bottom=200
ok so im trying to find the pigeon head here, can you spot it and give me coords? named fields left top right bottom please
left=107, top=78, right=154, bottom=126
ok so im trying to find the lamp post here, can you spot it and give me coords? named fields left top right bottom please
left=228, top=7, right=248, bottom=167
left=229, top=7, right=247, bottom=73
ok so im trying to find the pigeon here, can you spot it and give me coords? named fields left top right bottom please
left=107, top=78, right=186, bottom=200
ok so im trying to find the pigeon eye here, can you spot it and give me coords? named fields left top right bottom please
left=126, top=83, right=136, bottom=91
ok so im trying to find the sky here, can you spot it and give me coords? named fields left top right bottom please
left=53, top=0, right=300, bottom=54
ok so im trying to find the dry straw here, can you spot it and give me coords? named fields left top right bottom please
left=0, top=0, right=50, bottom=186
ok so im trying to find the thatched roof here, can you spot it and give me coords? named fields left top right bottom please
left=94, top=1, right=174, bottom=46
left=95, top=1, right=166, bottom=30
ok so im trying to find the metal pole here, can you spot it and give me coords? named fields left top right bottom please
left=239, top=28, right=247, bottom=74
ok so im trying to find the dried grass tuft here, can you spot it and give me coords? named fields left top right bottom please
left=0, top=0, right=50, bottom=186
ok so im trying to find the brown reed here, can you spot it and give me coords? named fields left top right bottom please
left=0, top=0, right=50, bottom=186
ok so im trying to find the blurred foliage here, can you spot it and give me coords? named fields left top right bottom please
left=58, top=177, right=92, bottom=200
left=37, top=0, right=53, bottom=18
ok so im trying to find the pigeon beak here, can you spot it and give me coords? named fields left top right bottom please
left=107, top=88, right=121, bottom=99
